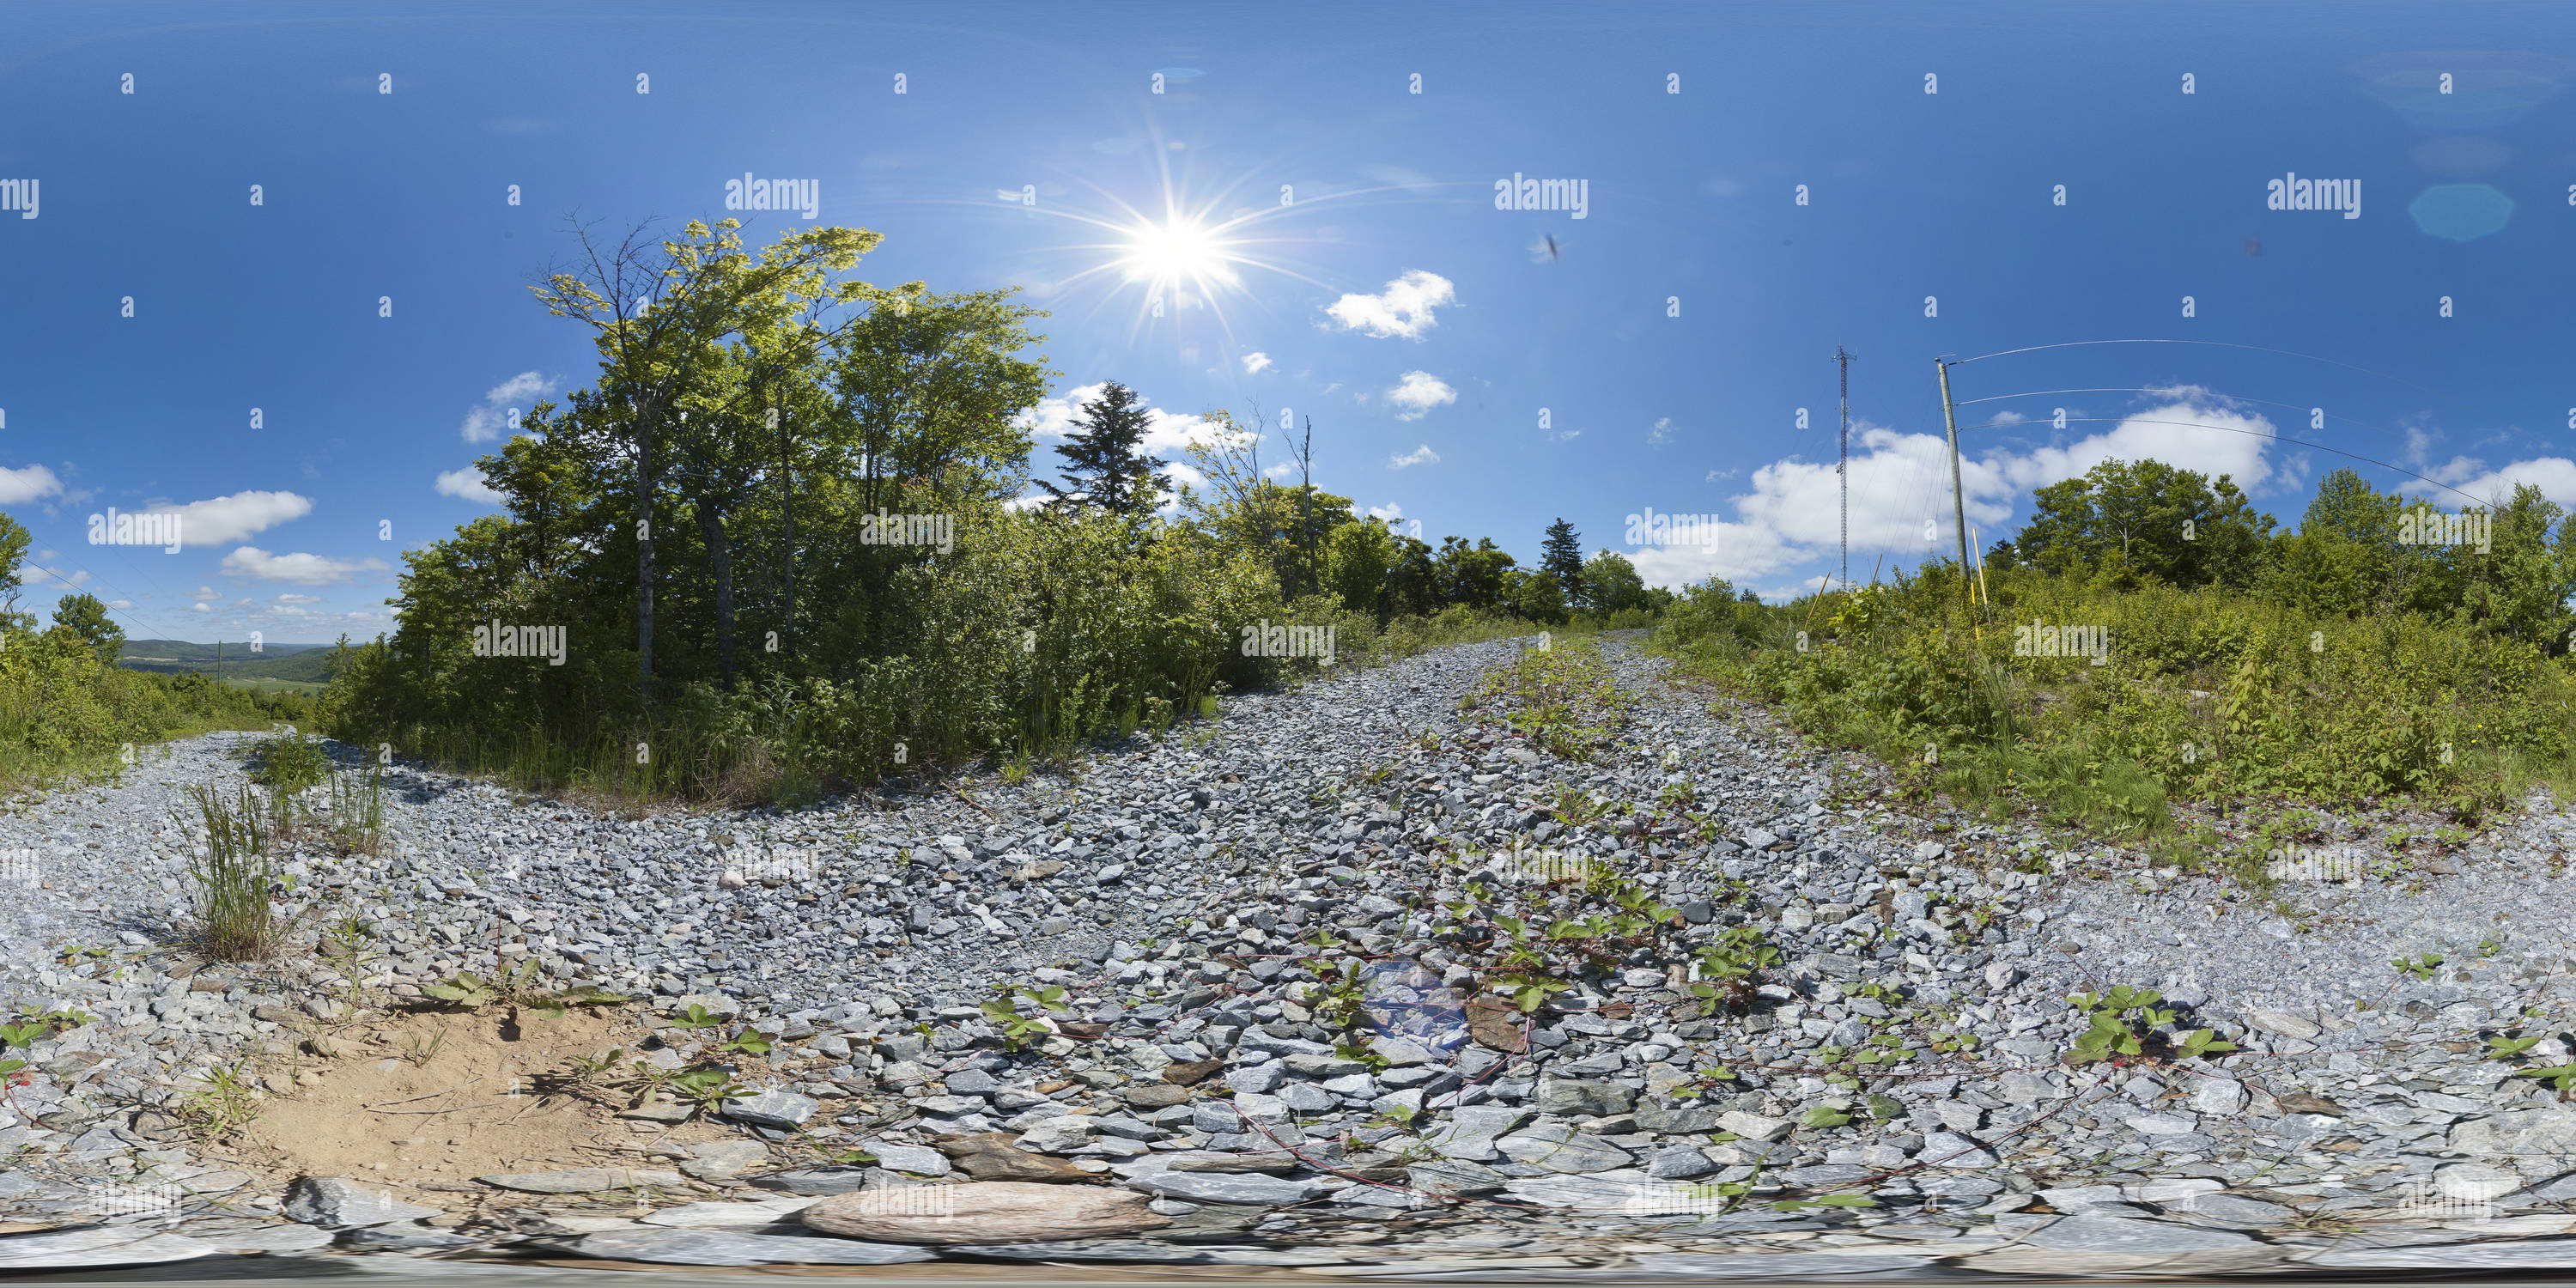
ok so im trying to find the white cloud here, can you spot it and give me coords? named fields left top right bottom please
left=191, top=585, right=220, bottom=602
left=435, top=465, right=506, bottom=505
left=2433, top=457, right=2576, bottom=508
left=1324, top=270, right=1455, bottom=340
left=1387, top=371, right=1456, bottom=422
left=1241, top=352, right=1273, bottom=374
left=1388, top=444, right=1441, bottom=470
left=2427, top=454, right=2489, bottom=487
left=1368, top=502, right=1405, bottom=522
left=1648, top=416, right=1676, bottom=447
left=1263, top=461, right=1301, bottom=479
left=1015, top=382, right=1242, bottom=458
left=158, top=491, right=313, bottom=545
left=276, top=593, right=322, bottom=604
left=461, top=371, right=553, bottom=443
left=106, top=598, right=131, bottom=610
left=1003, top=495, right=1050, bottom=513
left=220, top=548, right=392, bottom=586
left=0, top=465, right=62, bottom=505
left=191, top=602, right=210, bottom=613
left=1625, top=393, right=2287, bottom=591
left=1986, top=410, right=2029, bottom=427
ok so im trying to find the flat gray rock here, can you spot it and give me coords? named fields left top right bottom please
left=1129, top=1170, right=1336, bottom=1205
left=206, top=1224, right=337, bottom=1253
left=0, top=1227, right=221, bottom=1271
left=2024, top=1212, right=2261, bottom=1253
left=2303, top=1238, right=2576, bottom=1269
left=566, top=1229, right=934, bottom=1265
left=941, top=1239, right=1213, bottom=1263
left=1495, top=1125, right=1633, bottom=1174
left=283, top=1176, right=442, bottom=1227
left=478, top=1167, right=689, bottom=1193
left=721, top=1090, right=822, bottom=1128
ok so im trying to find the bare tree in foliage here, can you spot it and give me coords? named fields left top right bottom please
left=533, top=216, right=878, bottom=705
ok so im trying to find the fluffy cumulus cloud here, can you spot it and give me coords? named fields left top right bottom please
left=1323, top=270, right=1455, bottom=340
left=219, top=547, right=392, bottom=586
left=1648, top=416, right=1676, bottom=446
left=1241, top=351, right=1273, bottom=374
left=1387, top=371, right=1455, bottom=422
left=435, top=465, right=506, bottom=505
left=461, top=371, right=554, bottom=443
left=1016, top=382, right=1243, bottom=459
left=2433, top=457, right=2576, bottom=507
left=1368, top=502, right=1405, bottom=522
left=158, top=491, right=313, bottom=545
left=1388, top=444, right=1440, bottom=469
left=1625, top=392, right=2289, bottom=592
left=0, top=464, right=62, bottom=505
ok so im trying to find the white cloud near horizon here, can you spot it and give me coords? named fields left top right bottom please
left=1626, top=394, right=2288, bottom=591
left=1388, top=444, right=1440, bottom=469
left=219, top=547, right=392, bottom=586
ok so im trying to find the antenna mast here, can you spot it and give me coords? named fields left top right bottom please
left=1834, top=346, right=1856, bottom=593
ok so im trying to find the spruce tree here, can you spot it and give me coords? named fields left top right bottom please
left=1540, top=519, right=1585, bottom=609
left=1035, top=381, right=1167, bottom=514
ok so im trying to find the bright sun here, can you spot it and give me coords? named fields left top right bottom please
left=1119, top=216, right=1239, bottom=295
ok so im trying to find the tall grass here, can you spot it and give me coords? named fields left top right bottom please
left=183, top=783, right=283, bottom=961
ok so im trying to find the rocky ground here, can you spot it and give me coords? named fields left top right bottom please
left=6, top=634, right=2576, bottom=1277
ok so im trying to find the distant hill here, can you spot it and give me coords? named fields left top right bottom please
left=118, top=640, right=340, bottom=683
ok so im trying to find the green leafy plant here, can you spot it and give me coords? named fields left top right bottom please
left=2392, top=953, right=2444, bottom=981
left=252, top=732, right=332, bottom=793
left=979, top=984, right=1070, bottom=1050
left=174, top=1060, right=264, bottom=1136
left=2065, top=985, right=2237, bottom=1065
left=668, top=1068, right=752, bottom=1112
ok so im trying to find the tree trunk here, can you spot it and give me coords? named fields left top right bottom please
left=637, top=411, right=657, bottom=708
left=701, top=500, right=738, bottom=692
left=779, top=397, right=795, bottom=653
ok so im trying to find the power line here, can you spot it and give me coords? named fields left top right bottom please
left=1957, top=414, right=2499, bottom=510
left=1946, top=338, right=2434, bottom=394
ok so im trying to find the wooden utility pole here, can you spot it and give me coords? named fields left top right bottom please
left=1935, top=359, right=1973, bottom=610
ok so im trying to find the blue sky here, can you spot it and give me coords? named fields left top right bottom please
left=3, top=1, right=2572, bottom=642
